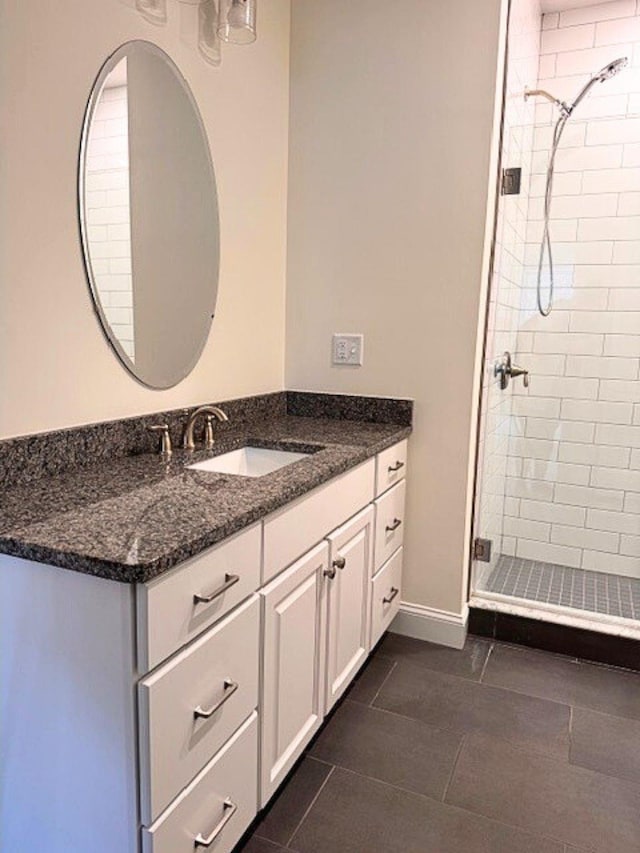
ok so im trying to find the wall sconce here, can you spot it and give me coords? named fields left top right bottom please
left=142, top=0, right=257, bottom=65
left=217, top=0, right=257, bottom=44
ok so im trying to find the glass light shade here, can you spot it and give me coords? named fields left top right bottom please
left=217, top=0, right=257, bottom=44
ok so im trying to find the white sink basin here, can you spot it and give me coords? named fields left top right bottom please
left=187, top=446, right=310, bottom=478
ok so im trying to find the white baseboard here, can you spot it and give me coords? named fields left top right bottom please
left=390, top=601, right=468, bottom=649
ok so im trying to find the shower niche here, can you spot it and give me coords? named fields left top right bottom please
left=471, top=0, right=640, bottom=638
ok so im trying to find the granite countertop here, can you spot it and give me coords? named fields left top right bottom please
left=0, top=415, right=410, bottom=583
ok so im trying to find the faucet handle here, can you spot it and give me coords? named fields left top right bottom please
left=204, top=415, right=215, bottom=450
left=148, top=424, right=172, bottom=456
left=510, top=365, right=530, bottom=388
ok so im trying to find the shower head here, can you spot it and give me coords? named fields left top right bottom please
left=568, top=56, right=629, bottom=113
left=595, top=57, right=629, bottom=82
left=525, top=56, right=629, bottom=117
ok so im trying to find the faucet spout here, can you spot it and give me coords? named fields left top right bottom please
left=183, top=405, right=229, bottom=451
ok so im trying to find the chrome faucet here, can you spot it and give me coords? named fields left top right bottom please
left=183, top=405, right=229, bottom=451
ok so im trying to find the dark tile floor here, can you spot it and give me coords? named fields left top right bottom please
left=236, top=632, right=640, bottom=853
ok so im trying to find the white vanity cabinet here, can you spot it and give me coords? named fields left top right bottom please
left=0, top=438, right=408, bottom=853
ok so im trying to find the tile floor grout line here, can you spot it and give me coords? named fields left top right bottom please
left=312, top=758, right=459, bottom=805
left=303, top=754, right=334, bottom=768
left=317, top=764, right=573, bottom=852
left=284, top=765, right=335, bottom=849
left=474, top=674, right=640, bottom=722
left=567, top=750, right=640, bottom=790
left=440, top=733, right=466, bottom=804
left=368, top=659, right=397, bottom=706
left=346, top=695, right=472, bottom=732
left=389, top=653, right=579, bottom=712
left=347, top=695, right=571, bottom=764
left=377, top=651, right=520, bottom=692
left=479, top=642, right=495, bottom=683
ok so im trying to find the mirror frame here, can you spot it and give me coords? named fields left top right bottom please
left=78, top=40, right=220, bottom=389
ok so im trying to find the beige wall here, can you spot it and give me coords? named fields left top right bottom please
left=0, top=0, right=290, bottom=438
left=286, top=0, right=506, bottom=615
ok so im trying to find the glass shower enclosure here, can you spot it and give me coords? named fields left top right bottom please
left=471, top=0, right=640, bottom=639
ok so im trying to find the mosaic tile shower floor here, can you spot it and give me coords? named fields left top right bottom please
left=485, top=554, right=640, bottom=621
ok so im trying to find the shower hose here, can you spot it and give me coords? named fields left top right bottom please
left=536, top=111, right=570, bottom=317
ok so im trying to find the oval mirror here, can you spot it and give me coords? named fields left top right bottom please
left=79, top=41, right=219, bottom=389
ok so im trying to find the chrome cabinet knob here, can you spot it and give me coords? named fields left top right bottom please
left=324, top=556, right=345, bottom=579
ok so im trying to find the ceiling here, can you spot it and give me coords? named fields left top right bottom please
left=541, top=0, right=619, bottom=11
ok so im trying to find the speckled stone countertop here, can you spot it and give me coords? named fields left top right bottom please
left=0, top=402, right=411, bottom=584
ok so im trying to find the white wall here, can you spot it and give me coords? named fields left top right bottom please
left=0, top=0, right=290, bottom=438
left=504, top=0, right=640, bottom=578
left=286, top=0, right=506, bottom=615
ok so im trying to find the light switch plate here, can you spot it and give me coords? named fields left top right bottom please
left=332, top=334, right=364, bottom=366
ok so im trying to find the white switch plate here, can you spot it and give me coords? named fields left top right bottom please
left=332, top=334, right=364, bottom=366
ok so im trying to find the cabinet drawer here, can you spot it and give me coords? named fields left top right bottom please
left=374, top=480, right=406, bottom=573
left=375, top=440, right=408, bottom=497
left=138, top=595, right=260, bottom=825
left=142, top=712, right=258, bottom=853
left=137, top=524, right=261, bottom=672
left=263, top=459, right=375, bottom=584
left=370, top=547, right=403, bottom=648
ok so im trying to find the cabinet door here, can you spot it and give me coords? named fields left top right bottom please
left=325, top=506, right=374, bottom=712
left=260, top=541, right=329, bottom=807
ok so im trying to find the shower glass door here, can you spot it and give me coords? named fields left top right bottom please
left=471, top=0, right=640, bottom=632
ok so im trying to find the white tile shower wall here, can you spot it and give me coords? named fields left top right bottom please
left=506, top=0, right=640, bottom=579
left=476, top=0, right=542, bottom=587
left=85, top=81, right=135, bottom=360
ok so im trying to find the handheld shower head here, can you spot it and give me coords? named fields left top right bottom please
left=596, top=57, right=629, bottom=82
left=569, top=56, right=629, bottom=113
left=525, top=56, right=629, bottom=118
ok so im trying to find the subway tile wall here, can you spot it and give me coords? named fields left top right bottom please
left=504, top=0, right=640, bottom=579
left=85, top=78, right=135, bottom=361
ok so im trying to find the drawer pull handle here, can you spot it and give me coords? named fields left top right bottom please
left=323, top=565, right=337, bottom=580
left=194, top=679, right=239, bottom=720
left=385, top=518, right=402, bottom=533
left=194, top=797, right=238, bottom=847
left=383, top=587, right=399, bottom=605
left=388, top=461, right=405, bottom=473
left=193, top=573, right=240, bottom=606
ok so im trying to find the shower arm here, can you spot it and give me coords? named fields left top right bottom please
left=524, top=88, right=572, bottom=117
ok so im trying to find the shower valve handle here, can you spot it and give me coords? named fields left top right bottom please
left=510, top=365, right=530, bottom=388
left=494, top=352, right=529, bottom=390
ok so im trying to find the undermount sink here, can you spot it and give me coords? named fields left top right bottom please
left=187, top=446, right=311, bottom=478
